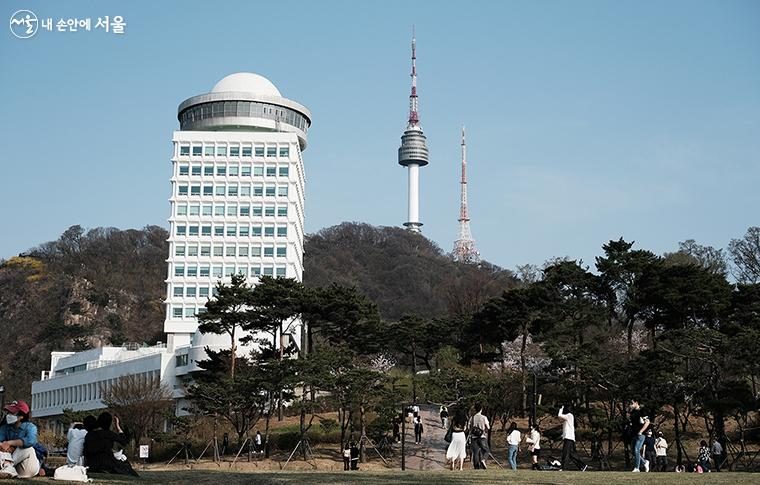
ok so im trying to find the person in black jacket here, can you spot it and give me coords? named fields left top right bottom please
left=83, top=412, right=138, bottom=477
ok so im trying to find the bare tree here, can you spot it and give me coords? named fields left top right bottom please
left=100, top=375, right=173, bottom=454
left=729, top=227, right=760, bottom=283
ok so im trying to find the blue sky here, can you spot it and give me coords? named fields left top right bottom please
left=2, top=0, right=759, bottom=271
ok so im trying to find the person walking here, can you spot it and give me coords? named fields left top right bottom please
left=506, top=422, right=521, bottom=470
left=413, top=416, right=424, bottom=444
left=445, top=409, right=468, bottom=471
left=468, top=402, right=490, bottom=469
left=712, top=438, right=724, bottom=472
left=628, top=399, right=650, bottom=472
left=558, top=403, right=587, bottom=471
left=698, top=440, right=711, bottom=472
left=525, top=424, right=541, bottom=470
left=655, top=431, right=669, bottom=472
left=440, top=405, right=449, bottom=429
left=643, top=430, right=656, bottom=472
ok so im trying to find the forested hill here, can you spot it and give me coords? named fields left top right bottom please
left=0, top=222, right=516, bottom=398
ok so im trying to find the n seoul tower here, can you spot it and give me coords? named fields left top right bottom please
left=397, top=31, right=429, bottom=232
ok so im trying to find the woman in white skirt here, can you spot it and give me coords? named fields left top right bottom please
left=446, top=409, right=468, bottom=470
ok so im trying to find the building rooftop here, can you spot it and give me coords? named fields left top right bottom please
left=211, top=72, right=281, bottom=97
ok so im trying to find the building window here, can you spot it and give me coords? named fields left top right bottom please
left=277, top=206, right=288, bottom=217
left=186, top=286, right=197, bottom=297
left=176, top=225, right=186, bottom=236
left=240, top=205, right=250, bottom=216
left=188, top=245, right=198, bottom=256
left=216, top=145, right=227, bottom=157
left=200, top=266, right=210, bottom=277
left=179, top=165, right=189, bottom=176
left=215, top=185, right=226, bottom=196
left=277, top=226, right=287, bottom=237
left=264, top=246, right=274, bottom=257
left=255, top=146, right=265, bottom=157
left=226, top=225, right=237, bottom=237
left=202, top=226, right=212, bottom=236
left=212, top=266, right=223, bottom=277
left=188, top=226, right=199, bottom=236
left=226, top=204, right=237, bottom=216
left=252, top=226, right=262, bottom=237
left=279, top=166, right=289, bottom=177
left=279, top=147, right=290, bottom=158
left=173, top=286, right=183, bottom=297
left=228, top=185, right=238, bottom=196
left=204, top=145, right=214, bottom=157
left=239, top=246, right=249, bottom=257
left=187, top=265, right=198, bottom=277
left=229, top=165, right=239, bottom=176
left=276, top=246, right=287, bottom=258
left=178, top=185, right=188, bottom=196
left=276, top=267, right=286, bottom=277
left=199, top=287, right=209, bottom=298
left=191, top=185, right=201, bottom=196
left=242, top=146, right=252, bottom=157
left=180, top=145, right=190, bottom=156
left=203, top=185, right=213, bottom=196
left=204, top=165, right=214, bottom=176
left=175, top=245, right=185, bottom=256
left=240, top=185, right=251, bottom=196
left=265, top=206, right=275, bottom=217
left=265, top=186, right=276, bottom=197
left=239, top=225, right=250, bottom=236
left=252, top=267, right=262, bottom=277
left=202, top=205, right=213, bottom=216
left=192, top=165, right=202, bottom=176
left=251, top=245, right=262, bottom=257
left=266, top=166, right=276, bottom=177
left=277, top=186, right=288, bottom=197
left=216, top=165, right=227, bottom=176
left=173, top=307, right=183, bottom=318
left=252, top=205, right=263, bottom=216
left=201, top=245, right=211, bottom=256
left=174, top=265, right=185, bottom=277
left=192, top=145, right=202, bottom=156
left=184, top=307, right=196, bottom=318
left=214, top=226, right=224, bottom=236
left=177, top=204, right=188, bottom=216
left=226, top=245, right=236, bottom=257
left=263, top=267, right=274, bottom=276
left=266, top=146, right=277, bottom=157
left=189, top=205, right=200, bottom=216
left=264, top=226, right=274, bottom=237
left=225, top=266, right=235, bottom=276
left=253, top=166, right=264, bottom=177
left=253, top=185, right=263, bottom=196
left=241, top=166, right=251, bottom=176
left=176, top=354, right=189, bottom=366
left=229, top=146, right=240, bottom=157
left=215, top=205, right=225, bottom=216
left=213, top=246, right=223, bottom=257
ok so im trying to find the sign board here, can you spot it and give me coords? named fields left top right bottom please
left=139, top=445, right=149, bottom=459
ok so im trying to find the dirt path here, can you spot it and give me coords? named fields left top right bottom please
left=403, top=405, right=449, bottom=470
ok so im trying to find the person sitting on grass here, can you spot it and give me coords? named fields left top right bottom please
left=83, top=412, right=139, bottom=477
left=67, top=415, right=96, bottom=466
left=0, top=400, right=40, bottom=479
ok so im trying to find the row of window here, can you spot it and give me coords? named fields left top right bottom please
left=176, top=203, right=288, bottom=218
left=34, top=371, right=159, bottom=409
left=177, top=184, right=288, bottom=197
left=178, top=101, right=309, bottom=132
left=175, top=225, right=288, bottom=238
left=178, top=164, right=289, bottom=178
left=179, top=143, right=290, bottom=158
left=174, top=244, right=288, bottom=259
left=172, top=265, right=287, bottom=280
left=172, top=285, right=216, bottom=298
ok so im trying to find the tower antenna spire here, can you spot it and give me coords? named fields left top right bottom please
left=453, top=125, right=480, bottom=263
left=408, top=26, right=419, bottom=128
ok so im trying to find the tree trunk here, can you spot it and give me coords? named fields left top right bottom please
left=674, top=402, right=683, bottom=465
left=230, top=327, right=237, bottom=378
left=626, top=319, right=633, bottom=358
left=359, top=404, right=366, bottom=462
left=411, top=340, right=418, bottom=404
left=520, top=328, right=528, bottom=417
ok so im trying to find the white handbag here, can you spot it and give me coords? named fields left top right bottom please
left=53, top=464, right=91, bottom=482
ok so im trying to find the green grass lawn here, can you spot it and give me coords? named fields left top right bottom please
left=25, top=469, right=760, bottom=484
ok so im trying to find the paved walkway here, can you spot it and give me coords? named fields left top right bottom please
left=403, top=405, right=448, bottom=470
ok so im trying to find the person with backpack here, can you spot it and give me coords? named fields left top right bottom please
left=558, top=403, right=587, bottom=471
left=468, top=402, right=490, bottom=469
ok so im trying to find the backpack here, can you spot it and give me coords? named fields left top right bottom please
left=471, top=426, right=483, bottom=438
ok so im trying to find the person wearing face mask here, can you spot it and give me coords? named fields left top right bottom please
left=0, top=400, right=40, bottom=478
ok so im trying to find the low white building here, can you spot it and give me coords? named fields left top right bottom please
left=31, top=72, right=311, bottom=422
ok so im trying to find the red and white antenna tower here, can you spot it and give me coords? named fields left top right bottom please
left=453, top=126, right=480, bottom=263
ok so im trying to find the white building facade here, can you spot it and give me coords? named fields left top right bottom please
left=31, top=73, right=311, bottom=420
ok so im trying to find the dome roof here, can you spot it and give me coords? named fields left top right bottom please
left=211, top=72, right=281, bottom=97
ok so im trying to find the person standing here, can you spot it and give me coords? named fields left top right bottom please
left=0, top=400, right=40, bottom=479
left=342, top=443, right=351, bottom=471
left=711, top=438, right=724, bottom=472
left=255, top=431, right=263, bottom=454
left=698, top=440, right=711, bottom=472
left=525, top=424, right=541, bottom=470
left=445, top=409, right=468, bottom=471
left=643, top=430, right=656, bottom=472
left=628, top=399, right=650, bottom=472
left=350, top=441, right=359, bottom=470
left=468, top=402, right=490, bottom=469
left=440, top=405, right=449, bottom=429
left=558, top=403, right=587, bottom=471
left=506, top=422, right=521, bottom=470
left=413, top=416, right=424, bottom=444
left=655, top=431, right=669, bottom=472
left=393, top=417, right=401, bottom=444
